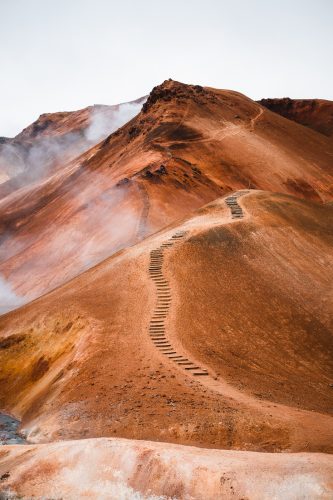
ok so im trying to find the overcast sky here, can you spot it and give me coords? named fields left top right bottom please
left=1, top=0, right=332, bottom=137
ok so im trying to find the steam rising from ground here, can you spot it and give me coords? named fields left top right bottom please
left=0, top=97, right=146, bottom=312
left=0, top=171, right=141, bottom=308
left=47, top=179, right=139, bottom=278
left=0, top=274, right=25, bottom=314
left=85, top=101, right=145, bottom=143
left=0, top=97, right=146, bottom=189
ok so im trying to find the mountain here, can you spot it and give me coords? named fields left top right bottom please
left=0, top=80, right=332, bottom=310
left=0, top=96, right=146, bottom=195
left=258, top=97, right=333, bottom=137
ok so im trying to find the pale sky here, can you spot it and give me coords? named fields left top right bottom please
left=1, top=0, right=332, bottom=137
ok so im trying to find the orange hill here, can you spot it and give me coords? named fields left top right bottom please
left=0, top=190, right=332, bottom=454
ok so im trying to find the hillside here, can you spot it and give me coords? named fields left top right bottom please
left=0, top=190, right=332, bottom=455
left=0, top=80, right=333, bottom=310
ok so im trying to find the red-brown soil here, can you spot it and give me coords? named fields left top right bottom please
left=1, top=80, right=333, bottom=304
left=0, top=191, right=332, bottom=455
left=258, top=97, right=333, bottom=137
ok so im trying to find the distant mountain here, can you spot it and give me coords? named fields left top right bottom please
left=258, top=97, right=333, bottom=137
left=0, top=96, right=146, bottom=194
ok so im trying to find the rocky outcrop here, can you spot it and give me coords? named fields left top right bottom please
left=142, top=78, right=217, bottom=113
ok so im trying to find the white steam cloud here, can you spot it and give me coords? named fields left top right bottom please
left=0, top=170, right=143, bottom=307
left=85, top=101, right=145, bottom=143
left=0, top=274, right=25, bottom=314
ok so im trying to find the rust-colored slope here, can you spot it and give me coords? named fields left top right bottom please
left=1, top=80, right=333, bottom=306
left=258, top=97, right=333, bottom=137
left=95, top=80, right=333, bottom=203
left=0, top=191, right=332, bottom=453
left=14, top=96, right=146, bottom=143
left=171, top=191, right=333, bottom=413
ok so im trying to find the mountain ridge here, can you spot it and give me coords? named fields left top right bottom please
left=258, top=96, right=333, bottom=137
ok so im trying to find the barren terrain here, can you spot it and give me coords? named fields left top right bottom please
left=0, top=191, right=332, bottom=450
left=1, top=438, right=333, bottom=499
left=0, top=80, right=332, bottom=499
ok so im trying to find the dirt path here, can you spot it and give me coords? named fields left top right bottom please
left=136, top=181, right=150, bottom=241
left=250, top=106, right=264, bottom=131
left=171, top=104, right=265, bottom=147
left=148, top=231, right=209, bottom=377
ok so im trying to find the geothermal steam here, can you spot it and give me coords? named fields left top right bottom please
left=0, top=274, right=25, bottom=314
left=0, top=97, right=146, bottom=188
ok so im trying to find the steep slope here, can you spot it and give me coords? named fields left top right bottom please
left=0, top=191, right=332, bottom=454
left=0, top=97, right=146, bottom=193
left=258, top=97, right=333, bottom=137
left=1, top=79, right=333, bottom=308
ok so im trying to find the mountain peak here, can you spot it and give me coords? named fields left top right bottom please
left=142, top=79, right=206, bottom=113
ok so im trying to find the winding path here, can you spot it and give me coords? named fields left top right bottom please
left=136, top=182, right=150, bottom=241
left=250, top=106, right=264, bottom=130
left=148, top=231, right=209, bottom=377
left=147, top=192, right=248, bottom=379
left=163, top=104, right=265, bottom=148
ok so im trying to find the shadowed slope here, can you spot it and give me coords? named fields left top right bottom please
left=258, top=97, right=333, bottom=137
left=0, top=190, right=332, bottom=454
left=1, top=80, right=333, bottom=306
